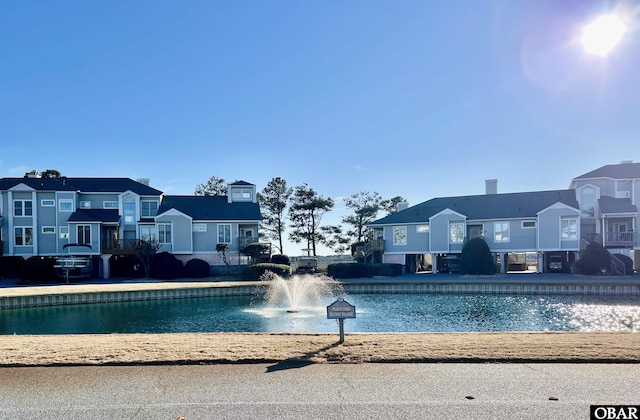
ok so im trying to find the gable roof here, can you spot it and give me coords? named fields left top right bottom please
left=573, top=162, right=640, bottom=181
left=0, top=177, right=162, bottom=195
left=229, top=180, right=254, bottom=186
left=370, top=189, right=578, bottom=226
left=598, top=197, right=638, bottom=215
left=158, top=195, right=261, bottom=221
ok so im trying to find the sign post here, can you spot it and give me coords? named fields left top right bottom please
left=326, top=298, right=356, bottom=343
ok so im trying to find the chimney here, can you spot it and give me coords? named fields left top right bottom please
left=485, top=179, right=498, bottom=195
left=136, top=178, right=150, bottom=186
left=397, top=201, right=409, bottom=212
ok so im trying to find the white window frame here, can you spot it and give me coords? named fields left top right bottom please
left=59, top=199, right=73, bottom=212
left=123, top=196, right=136, bottom=224
left=103, top=201, right=119, bottom=209
left=14, top=200, right=33, bottom=216
left=59, top=226, right=69, bottom=239
left=494, top=221, right=510, bottom=243
left=77, top=224, right=91, bottom=245
left=42, top=226, right=56, bottom=234
left=217, top=224, right=232, bottom=244
left=416, top=224, right=430, bottom=233
left=393, top=226, right=407, bottom=245
left=141, top=200, right=159, bottom=218
left=580, top=186, right=596, bottom=217
left=193, top=223, right=207, bottom=232
left=232, top=189, right=252, bottom=201
left=41, top=199, right=55, bottom=207
left=158, top=223, right=172, bottom=244
left=561, top=217, right=578, bottom=240
left=449, top=222, right=464, bottom=244
left=521, top=220, right=536, bottom=229
left=139, top=225, right=157, bottom=242
left=14, top=227, right=33, bottom=246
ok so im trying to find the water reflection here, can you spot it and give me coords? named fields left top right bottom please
left=1, top=294, right=638, bottom=334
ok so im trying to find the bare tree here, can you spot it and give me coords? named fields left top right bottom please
left=133, top=239, right=161, bottom=278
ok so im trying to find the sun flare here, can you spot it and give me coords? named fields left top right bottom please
left=581, top=15, right=627, bottom=56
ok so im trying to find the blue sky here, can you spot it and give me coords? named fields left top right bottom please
left=2, top=1, right=639, bottom=256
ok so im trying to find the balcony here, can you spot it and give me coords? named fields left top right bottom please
left=354, top=239, right=385, bottom=258
left=604, top=232, right=636, bottom=248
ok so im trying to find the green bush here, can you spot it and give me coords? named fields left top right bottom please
left=460, top=237, right=496, bottom=275
left=150, top=252, right=184, bottom=280
left=184, top=258, right=211, bottom=278
left=612, top=254, right=634, bottom=275
left=575, top=242, right=611, bottom=275
left=243, top=263, right=291, bottom=280
left=367, top=263, right=404, bottom=277
left=0, top=256, right=25, bottom=279
left=109, top=255, right=144, bottom=278
left=270, top=254, right=291, bottom=265
left=19, top=256, right=57, bottom=284
left=327, top=263, right=369, bottom=279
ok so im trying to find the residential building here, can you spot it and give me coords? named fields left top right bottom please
left=368, top=162, right=639, bottom=273
left=0, top=177, right=261, bottom=278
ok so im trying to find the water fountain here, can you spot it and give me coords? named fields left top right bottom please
left=254, top=272, right=345, bottom=316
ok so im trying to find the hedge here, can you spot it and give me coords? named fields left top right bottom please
left=150, top=252, right=184, bottom=280
left=327, top=263, right=403, bottom=279
left=184, top=258, right=211, bottom=278
left=243, top=263, right=291, bottom=280
left=20, top=256, right=57, bottom=284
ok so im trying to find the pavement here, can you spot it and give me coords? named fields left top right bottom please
left=2, top=363, right=639, bottom=419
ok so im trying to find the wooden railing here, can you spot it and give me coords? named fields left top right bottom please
left=354, top=239, right=385, bottom=258
left=101, top=239, right=139, bottom=254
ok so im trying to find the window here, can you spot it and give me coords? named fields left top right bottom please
left=41, top=199, right=55, bottom=207
left=123, top=196, right=136, bottom=224
left=140, top=225, right=156, bottom=242
left=14, top=200, right=33, bottom=216
left=103, top=201, right=119, bottom=209
left=580, top=187, right=596, bottom=217
left=59, top=199, right=73, bottom=212
left=158, top=223, right=172, bottom=244
left=218, top=224, right=232, bottom=244
left=522, top=220, right=536, bottom=229
left=42, top=226, right=56, bottom=234
left=561, top=217, right=578, bottom=240
left=14, top=227, right=33, bottom=246
left=393, top=226, right=407, bottom=245
left=79, top=201, right=91, bottom=209
left=141, top=200, right=159, bottom=217
left=449, top=222, right=464, bottom=243
left=494, top=222, right=510, bottom=242
left=232, top=189, right=252, bottom=201
left=77, top=225, right=91, bottom=245
left=416, top=224, right=430, bottom=233
left=59, top=226, right=69, bottom=239
left=193, top=223, right=207, bottom=232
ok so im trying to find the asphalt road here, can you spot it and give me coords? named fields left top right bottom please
left=1, top=363, right=639, bottom=419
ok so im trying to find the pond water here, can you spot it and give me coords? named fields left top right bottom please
left=1, top=293, right=639, bottom=334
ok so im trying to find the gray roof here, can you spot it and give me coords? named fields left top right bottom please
left=158, top=195, right=261, bottom=221
left=67, top=209, right=121, bottom=223
left=598, top=197, right=638, bottom=215
left=573, top=162, right=640, bottom=180
left=0, top=177, right=163, bottom=196
left=370, top=189, right=578, bottom=226
left=229, top=180, right=254, bottom=186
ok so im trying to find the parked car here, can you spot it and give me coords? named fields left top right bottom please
left=295, top=257, right=318, bottom=275
left=548, top=255, right=563, bottom=272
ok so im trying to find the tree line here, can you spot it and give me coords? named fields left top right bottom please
left=195, top=176, right=405, bottom=256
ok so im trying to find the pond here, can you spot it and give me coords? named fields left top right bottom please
left=1, top=293, right=639, bottom=334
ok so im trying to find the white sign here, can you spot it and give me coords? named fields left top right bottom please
left=327, top=298, right=356, bottom=319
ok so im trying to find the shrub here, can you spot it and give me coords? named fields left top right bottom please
left=0, top=256, right=25, bottom=279
left=243, top=263, right=291, bottom=280
left=184, top=258, right=211, bottom=278
left=612, top=254, right=634, bottom=275
left=270, top=254, right=291, bottom=265
left=150, top=252, right=184, bottom=280
left=327, top=263, right=369, bottom=279
left=460, top=237, right=495, bottom=275
left=19, top=256, right=57, bottom=284
left=575, top=242, right=611, bottom=275
left=241, top=243, right=271, bottom=264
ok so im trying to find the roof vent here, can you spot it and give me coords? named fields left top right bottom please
left=620, top=160, right=633, bottom=164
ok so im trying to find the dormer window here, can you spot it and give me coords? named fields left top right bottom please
left=232, top=188, right=252, bottom=201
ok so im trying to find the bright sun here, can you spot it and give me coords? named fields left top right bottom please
left=581, top=15, right=627, bottom=56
